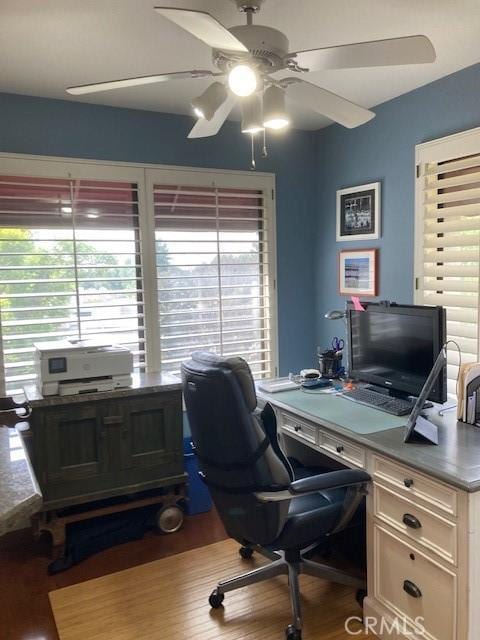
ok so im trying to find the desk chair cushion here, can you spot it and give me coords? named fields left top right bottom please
left=270, top=488, right=346, bottom=551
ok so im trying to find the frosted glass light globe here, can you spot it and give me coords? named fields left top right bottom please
left=228, top=65, right=257, bottom=97
left=264, top=117, right=290, bottom=130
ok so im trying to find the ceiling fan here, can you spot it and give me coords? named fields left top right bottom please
left=66, top=0, right=436, bottom=140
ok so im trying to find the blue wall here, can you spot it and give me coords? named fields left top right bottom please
left=0, top=92, right=317, bottom=374
left=315, top=62, right=480, bottom=348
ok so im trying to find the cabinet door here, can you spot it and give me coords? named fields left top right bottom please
left=115, top=392, right=183, bottom=470
left=41, top=404, right=107, bottom=485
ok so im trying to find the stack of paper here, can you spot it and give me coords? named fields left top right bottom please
left=457, top=362, right=480, bottom=422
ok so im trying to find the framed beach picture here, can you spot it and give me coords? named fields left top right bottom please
left=336, top=182, right=381, bottom=241
left=339, top=248, right=378, bottom=297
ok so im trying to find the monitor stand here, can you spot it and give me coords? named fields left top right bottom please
left=365, top=383, right=407, bottom=398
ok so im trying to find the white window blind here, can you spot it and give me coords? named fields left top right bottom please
left=0, top=174, right=145, bottom=394
left=416, top=135, right=480, bottom=395
left=154, top=184, right=275, bottom=378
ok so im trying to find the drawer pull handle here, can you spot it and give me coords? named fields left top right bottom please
left=404, top=478, right=414, bottom=488
left=403, top=580, right=422, bottom=599
left=336, top=445, right=344, bottom=453
left=403, top=513, right=422, bottom=529
left=294, top=425, right=301, bottom=432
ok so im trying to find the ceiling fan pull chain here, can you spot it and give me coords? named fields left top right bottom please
left=250, top=133, right=256, bottom=170
left=262, top=128, right=268, bottom=158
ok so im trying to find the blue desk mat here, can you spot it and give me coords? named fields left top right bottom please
left=260, top=389, right=406, bottom=435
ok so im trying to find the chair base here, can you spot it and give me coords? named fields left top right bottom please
left=209, top=546, right=366, bottom=639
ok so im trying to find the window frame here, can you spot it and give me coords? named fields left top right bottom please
left=415, top=126, right=480, bottom=393
left=0, top=152, right=278, bottom=392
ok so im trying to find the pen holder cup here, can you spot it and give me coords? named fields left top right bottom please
left=318, top=350, right=343, bottom=379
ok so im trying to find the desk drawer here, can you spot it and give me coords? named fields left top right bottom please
left=374, top=524, right=456, bottom=640
left=372, top=455, right=457, bottom=517
left=318, top=431, right=365, bottom=468
left=374, top=483, right=457, bottom=565
left=280, top=412, right=317, bottom=445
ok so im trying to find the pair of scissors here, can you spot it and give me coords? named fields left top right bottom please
left=332, top=336, right=344, bottom=351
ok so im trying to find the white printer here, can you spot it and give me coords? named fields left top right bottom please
left=34, top=340, right=134, bottom=396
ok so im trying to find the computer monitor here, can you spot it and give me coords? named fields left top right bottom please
left=347, top=302, right=447, bottom=403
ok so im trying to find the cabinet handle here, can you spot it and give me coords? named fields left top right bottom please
left=294, top=425, right=301, bottom=432
left=336, top=445, right=344, bottom=453
left=404, top=478, right=414, bottom=488
left=403, top=580, right=422, bottom=599
left=103, top=415, right=123, bottom=425
left=402, top=513, right=422, bottom=529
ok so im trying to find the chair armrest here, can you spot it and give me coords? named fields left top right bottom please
left=290, top=469, right=371, bottom=494
left=254, top=469, right=370, bottom=503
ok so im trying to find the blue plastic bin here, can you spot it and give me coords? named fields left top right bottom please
left=183, top=437, right=213, bottom=515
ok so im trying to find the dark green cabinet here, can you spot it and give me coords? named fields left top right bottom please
left=29, top=389, right=184, bottom=511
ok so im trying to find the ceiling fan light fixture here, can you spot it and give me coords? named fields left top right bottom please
left=228, top=64, right=257, bottom=97
left=264, top=117, right=290, bottom=130
left=241, top=94, right=264, bottom=134
left=263, top=85, right=290, bottom=130
left=191, top=82, right=228, bottom=121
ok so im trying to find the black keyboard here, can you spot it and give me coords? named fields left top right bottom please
left=341, top=388, right=413, bottom=416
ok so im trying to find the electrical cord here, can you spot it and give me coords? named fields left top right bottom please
left=437, top=340, right=461, bottom=416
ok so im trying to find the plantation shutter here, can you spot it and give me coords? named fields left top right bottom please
left=0, top=175, right=145, bottom=394
left=154, top=184, right=275, bottom=378
left=416, top=138, right=480, bottom=396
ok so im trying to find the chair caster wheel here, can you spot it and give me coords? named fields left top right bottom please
left=209, top=588, right=224, bottom=608
left=356, top=588, right=367, bottom=607
left=239, top=546, right=254, bottom=559
left=285, top=624, right=302, bottom=640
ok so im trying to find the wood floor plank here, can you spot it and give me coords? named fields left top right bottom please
left=49, top=539, right=372, bottom=640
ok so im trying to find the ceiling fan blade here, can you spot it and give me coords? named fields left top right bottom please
left=67, top=70, right=216, bottom=95
left=291, top=35, right=435, bottom=72
left=155, top=7, right=248, bottom=52
left=188, top=95, right=236, bottom=139
left=285, top=78, right=375, bottom=129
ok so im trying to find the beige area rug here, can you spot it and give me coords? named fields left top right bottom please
left=49, top=538, right=366, bottom=639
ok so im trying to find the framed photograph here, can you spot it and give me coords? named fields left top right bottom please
left=339, top=248, right=378, bottom=297
left=336, top=182, right=381, bottom=241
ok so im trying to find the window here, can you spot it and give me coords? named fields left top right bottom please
left=0, top=174, right=144, bottom=394
left=415, top=128, right=480, bottom=395
left=154, top=184, right=274, bottom=377
left=0, top=157, right=277, bottom=395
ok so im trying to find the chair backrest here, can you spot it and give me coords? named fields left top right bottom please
left=182, top=351, right=291, bottom=546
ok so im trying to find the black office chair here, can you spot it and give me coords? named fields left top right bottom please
left=182, top=352, right=370, bottom=640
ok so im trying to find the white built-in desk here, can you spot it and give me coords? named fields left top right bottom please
left=257, top=387, right=480, bottom=640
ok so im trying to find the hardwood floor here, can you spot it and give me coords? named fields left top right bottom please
left=0, top=509, right=227, bottom=640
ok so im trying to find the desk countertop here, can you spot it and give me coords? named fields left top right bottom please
left=24, top=371, right=182, bottom=407
left=0, top=426, right=42, bottom=536
left=258, top=388, right=480, bottom=493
